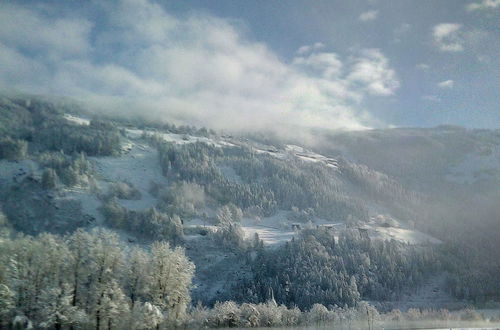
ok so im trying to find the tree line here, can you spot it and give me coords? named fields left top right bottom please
left=0, top=228, right=194, bottom=329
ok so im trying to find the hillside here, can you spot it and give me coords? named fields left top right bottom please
left=0, top=96, right=499, bottom=328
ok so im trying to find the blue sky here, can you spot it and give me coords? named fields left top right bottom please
left=0, top=0, right=498, bottom=131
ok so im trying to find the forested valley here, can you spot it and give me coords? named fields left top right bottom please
left=0, top=96, right=499, bottom=329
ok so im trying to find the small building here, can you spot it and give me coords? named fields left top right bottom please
left=291, top=223, right=301, bottom=231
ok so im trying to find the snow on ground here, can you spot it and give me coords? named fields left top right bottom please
left=92, top=141, right=165, bottom=193
left=63, top=114, right=90, bottom=125
left=60, top=136, right=170, bottom=222
left=369, top=226, right=442, bottom=245
left=125, top=128, right=235, bottom=148
left=253, top=147, right=287, bottom=159
left=250, top=144, right=339, bottom=169
left=124, top=128, right=144, bottom=140
left=128, top=129, right=338, bottom=172
left=241, top=221, right=442, bottom=246
left=242, top=225, right=295, bottom=245
left=58, top=187, right=103, bottom=225
left=238, top=208, right=441, bottom=246
left=91, top=139, right=167, bottom=211
left=241, top=211, right=298, bottom=246
left=0, top=159, right=39, bottom=185
left=286, top=144, right=339, bottom=169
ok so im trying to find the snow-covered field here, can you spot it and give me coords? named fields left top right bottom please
left=239, top=209, right=441, bottom=247
left=242, top=222, right=441, bottom=247
left=242, top=225, right=296, bottom=245
left=91, top=140, right=167, bottom=211
left=58, top=188, right=104, bottom=225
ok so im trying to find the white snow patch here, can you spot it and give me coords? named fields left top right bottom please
left=91, top=140, right=167, bottom=211
left=253, top=148, right=287, bottom=159
left=130, top=129, right=234, bottom=148
left=242, top=225, right=295, bottom=245
left=124, top=128, right=144, bottom=140
left=239, top=209, right=440, bottom=246
left=286, top=144, right=339, bottom=169
left=59, top=188, right=103, bottom=225
left=285, top=144, right=305, bottom=153
left=369, top=225, right=442, bottom=245
left=63, top=114, right=90, bottom=126
left=241, top=211, right=297, bottom=245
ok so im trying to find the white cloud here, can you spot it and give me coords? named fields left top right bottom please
left=359, top=10, right=379, bottom=22
left=466, top=0, right=500, bottom=11
left=437, top=80, right=454, bottom=89
left=0, top=1, right=400, bottom=133
left=0, top=4, right=92, bottom=59
left=416, top=63, right=430, bottom=71
left=346, top=49, right=400, bottom=96
left=293, top=52, right=343, bottom=79
left=296, top=42, right=325, bottom=55
left=432, top=23, right=464, bottom=52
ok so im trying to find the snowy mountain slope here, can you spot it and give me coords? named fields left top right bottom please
left=2, top=98, right=498, bottom=309
left=3, top=112, right=442, bottom=248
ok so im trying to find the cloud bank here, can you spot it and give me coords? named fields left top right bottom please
left=432, top=23, right=464, bottom=52
left=0, top=0, right=400, bottom=133
left=466, top=0, right=500, bottom=11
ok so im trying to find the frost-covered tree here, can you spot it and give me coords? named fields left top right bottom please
left=66, top=229, right=93, bottom=311
left=99, top=280, right=130, bottom=330
left=130, top=302, right=164, bottom=330
left=125, top=247, right=150, bottom=308
left=41, top=168, right=58, bottom=189
left=149, top=242, right=195, bottom=325
left=37, top=285, right=86, bottom=330
left=0, top=284, right=15, bottom=328
left=0, top=137, right=28, bottom=160
left=86, top=229, right=124, bottom=330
